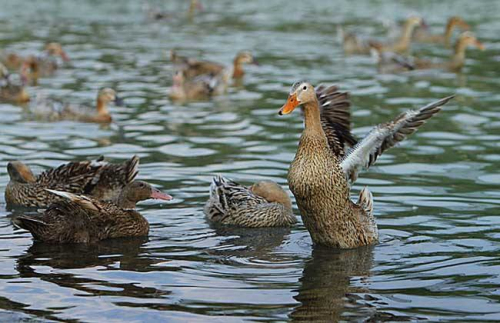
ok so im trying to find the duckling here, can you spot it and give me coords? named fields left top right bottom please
left=340, top=16, right=423, bottom=55
left=12, top=180, right=172, bottom=244
left=412, top=31, right=485, bottom=72
left=0, top=63, right=30, bottom=103
left=171, top=50, right=258, bottom=80
left=168, top=70, right=225, bottom=101
left=5, top=155, right=139, bottom=208
left=1, top=42, right=69, bottom=72
left=31, top=88, right=122, bottom=123
left=414, top=16, right=470, bottom=46
left=278, top=81, right=454, bottom=248
left=370, top=46, right=415, bottom=74
left=204, top=176, right=297, bottom=227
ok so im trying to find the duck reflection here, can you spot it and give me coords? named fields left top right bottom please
left=15, top=237, right=171, bottom=299
left=290, top=245, right=375, bottom=322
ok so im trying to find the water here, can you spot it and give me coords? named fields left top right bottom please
left=0, top=0, right=499, bottom=321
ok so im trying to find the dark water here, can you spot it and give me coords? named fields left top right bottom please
left=0, top=0, right=499, bottom=321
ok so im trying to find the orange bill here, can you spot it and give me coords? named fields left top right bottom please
left=475, top=39, right=485, bottom=50
left=278, top=93, right=299, bottom=115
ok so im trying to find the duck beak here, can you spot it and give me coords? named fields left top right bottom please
left=114, top=96, right=125, bottom=106
left=278, top=93, right=299, bottom=115
left=475, top=39, right=485, bottom=50
left=151, top=188, right=173, bottom=201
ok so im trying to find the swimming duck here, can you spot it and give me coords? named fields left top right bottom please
left=168, top=70, right=225, bottom=101
left=171, top=50, right=258, bottom=80
left=31, top=88, right=122, bottom=123
left=5, top=155, right=139, bottom=208
left=278, top=81, right=454, bottom=248
left=12, top=180, right=172, bottom=244
left=19, top=43, right=69, bottom=84
left=412, top=32, right=485, bottom=72
left=340, top=16, right=423, bottom=55
left=0, top=63, right=30, bottom=103
left=370, top=46, right=415, bottom=73
left=414, top=16, right=470, bottom=46
left=1, top=42, right=69, bottom=71
left=204, top=176, right=297, bottom=227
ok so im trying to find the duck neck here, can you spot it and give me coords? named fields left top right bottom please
left=396, top=21, right=417, bottom=50
left=232, top=59, right=244, bottom=78
left=96, top=98, right=109, bottom=116
left=115, top=192, right=137, bottom=209
left=302, top=99, right=324, bottom=136
left=444, top=20, right=456, bottom=45
left=451, top=39, right=468, bottom=68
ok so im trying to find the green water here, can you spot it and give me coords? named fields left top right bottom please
left=0, top=0, right=499, bottom=321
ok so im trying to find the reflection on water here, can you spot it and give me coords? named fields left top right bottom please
left=0, top=0, right=499, bottom=321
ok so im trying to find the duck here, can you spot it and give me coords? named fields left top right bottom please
left=0, top=63, right=30, bottom=103
left=1, top=42, right=69, bottom=71
left=12, top=180, right=172, bottom=244
left=168, top=70, right=226, bottom=101
left=414, top=16, right=470, bottom=46
left=171, top=50, right=258, bottom=80
left=340, top=16, right=423, bottom=55
left=145, top=0, right=203, bottom=21
left=278, top=81, right=454, bottom=249
left=411, top=31, right=485, bottom=72
left=19, top=43, right=70, bottom=84
left=5, top=155, right=139, bottom=208
left=375, top=32, right=485, bottom=73
left=31, top=88, right=122, bottom=123
left=204, top=176, right=297, bottom=227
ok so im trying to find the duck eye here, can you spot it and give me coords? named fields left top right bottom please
left=302, top=85, right=307, bottom=90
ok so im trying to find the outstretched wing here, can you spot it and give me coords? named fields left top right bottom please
left=341, top=96, right=454, bottom=182
left=315, top=85, right=357, bottom=157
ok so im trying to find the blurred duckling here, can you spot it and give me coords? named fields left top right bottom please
left=31, top=88, right=123, bottom=123
left=204, top=176, right=297, bottom=228
left=144, top=0, right=203, bottom=21
left=168, top=70, right=226, bottom=101
left=414, top=16, right=470, bottom=47
left=340, top=16, right=423, bottom=55
left=171, top=50, right=258, bottom=80
left=12, top=180, right=172, bottom=244
left=1, top=42, right=69, bottom=71
left=0, top=63, right=30, bottom=103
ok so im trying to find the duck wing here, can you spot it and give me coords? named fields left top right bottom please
left=340, top=96, right=454, bottom=182
left=315, top=85, right=357, bottom=157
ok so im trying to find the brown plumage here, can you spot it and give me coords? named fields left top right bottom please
left=5, top=155, right=139, bottom=208
left=171, top=50, right=258, bottom=79
left=340, top=16, right=422, bottom=55
left=0, top=63, right=30, bottom=103
left=12, top=181, right=172, bottom=244
left=412, top=32, right=485, bottom=72
left=204, top=176, right=297, bottom=227
left=279, top=81, right=453, bottom=249
left=414, top=16, right=470, bottom=47
left=31, top=88, right=121, bottom=123
left=168, top=70, right=225, bottom=101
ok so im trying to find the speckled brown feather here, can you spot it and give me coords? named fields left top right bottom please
left=5, top=156, right=139, bottom=208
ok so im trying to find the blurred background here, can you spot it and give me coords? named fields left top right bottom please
left=0, top=0, right=499, bottom=321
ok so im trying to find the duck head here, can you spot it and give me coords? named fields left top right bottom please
left=45, top=42, right=70, bottom=62
left=7, top=161, right=36, bottom=183
left=118, top=180, right=172, bottom=208
left=457, top=31, right=485, bottom=50
left=235, top=51, right=259, bottom=66
left=251, top=180, right=292, bottom=210
left=449, top=16, right=471, bottom=31
left=278, top=81, right=315, bottom=115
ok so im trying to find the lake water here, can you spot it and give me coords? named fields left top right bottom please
left=0, top=0, right=499, bottom=321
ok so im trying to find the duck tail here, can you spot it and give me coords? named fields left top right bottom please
left=357, top=187, right=373, bottom=217
left=206, top=175, right=230, bottom=217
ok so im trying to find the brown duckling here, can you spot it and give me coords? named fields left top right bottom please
left=279, top=81, right=454, bottom=249
left=32, top=88, right=122, bottom=123
left=19, top=43, right=69, bottom=84
left=12, top=181, right=172, bottom=244
left=414, top=16, right=470, bottom=46
left=412, top=31, right=485, bottom=72
left=204, top=176, right=297, bottom=227
left=171, top=50, right=258, bottom=80
left=5, top=155, right=139, bottom=208
left=2, top=42, right=69, bottom=71
left=340, top=16, right=423, bottom=55
left=168, top=70, right=225, bottom=101
left=145, top=0, right=203, bottom=21
left=0, top=63, right=30, bottom=103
